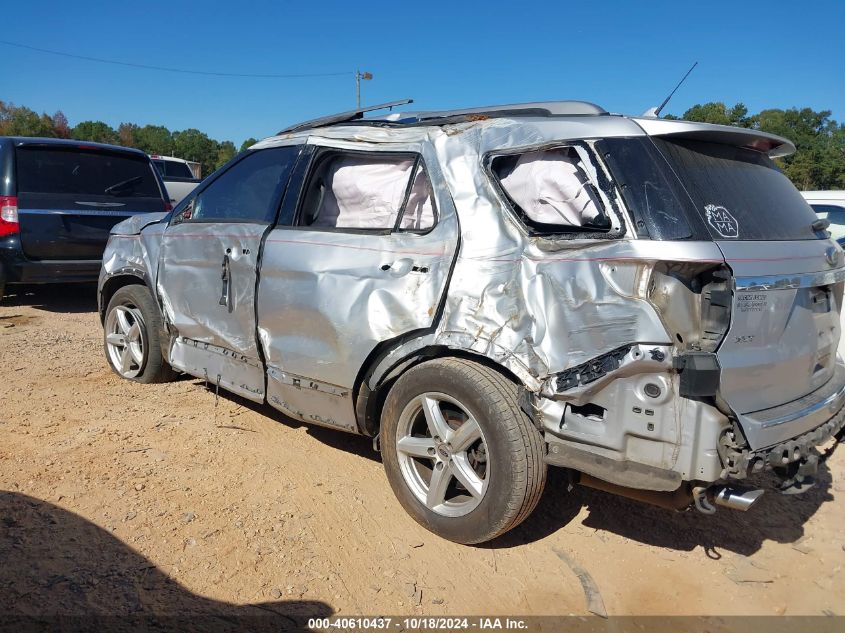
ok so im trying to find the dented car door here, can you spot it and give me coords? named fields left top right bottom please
left=156, top=146, right=300, bottom=401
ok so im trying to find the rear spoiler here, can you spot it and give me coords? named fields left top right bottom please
left=632, top=118, right=796, bottom=158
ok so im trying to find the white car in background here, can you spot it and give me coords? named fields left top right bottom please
left=802, top=191, right=845, bottom=359
left=802, top=190, right=845, bottom=244
left=150, top=155, right=201, bottom=206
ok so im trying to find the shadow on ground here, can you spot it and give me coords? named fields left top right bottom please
left=0, top=283, right=99, bottom=313
left=0, top=491, right=332, bottom=631
left=493, top=463, right=835, bottom=556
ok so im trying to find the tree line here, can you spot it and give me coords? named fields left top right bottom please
left=0, top=101, right=259, bottom=177
left=1, top=98, right=843, bottom=190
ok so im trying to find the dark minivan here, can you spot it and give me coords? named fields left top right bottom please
left=0, top=137, right=170, bottom=299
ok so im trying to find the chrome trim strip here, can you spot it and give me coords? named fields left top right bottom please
left=74, top=201, right=126, bottom=207
left=759, top=379, right=845, bottom=429
left=19, top=208, right=140, bottom=217
left=735, top=267, right=845, bottom=291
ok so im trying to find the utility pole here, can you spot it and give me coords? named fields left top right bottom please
left=356, top=70, right=373, bottom=109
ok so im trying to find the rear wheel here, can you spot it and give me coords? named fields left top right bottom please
left=381, top=358, right=547, bottom=544
left=104, top=285, right=176, bottom=384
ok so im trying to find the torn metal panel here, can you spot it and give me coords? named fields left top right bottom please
left=266, top=367, right=357, bottom=432
left=170, top=336, right=265, bottom=402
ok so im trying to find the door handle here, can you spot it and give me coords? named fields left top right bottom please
left=380, top=258, right=429, bottom=275
left=219, top=253, right=231, bottom=309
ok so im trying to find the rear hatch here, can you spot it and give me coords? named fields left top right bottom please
left=15, top=143, right=166, bottom=260
left=653, top=137, right=844, bottom=448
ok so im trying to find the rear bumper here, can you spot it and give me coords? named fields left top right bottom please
left=724, top=382, right=845, bottom=479
left=734, top=362, right=845, bottom=450
left=0, top=237, right=101, bottom=284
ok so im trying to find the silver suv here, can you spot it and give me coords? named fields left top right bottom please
left=98, top=100, right=845, bottom=544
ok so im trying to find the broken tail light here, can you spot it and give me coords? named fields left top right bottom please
left=648, top=263, right=732, bottom=354
left=0, top=196, right=19, bottom=237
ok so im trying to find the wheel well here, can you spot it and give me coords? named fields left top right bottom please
left=99, top=274, right=146, bottom=323
left=357, top=347, right=524, bottom=437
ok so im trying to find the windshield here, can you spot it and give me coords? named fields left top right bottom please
left=653, top=138, right=819, bottom=241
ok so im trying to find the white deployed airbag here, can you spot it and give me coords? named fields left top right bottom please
left=314, top=156, right=414, bottom=229
left=498, top=148, right=603, bottom=227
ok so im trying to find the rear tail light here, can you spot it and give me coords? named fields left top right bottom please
left=0, top=196, right=19, bottom=237
left=164, top=201, right=173, bottom=212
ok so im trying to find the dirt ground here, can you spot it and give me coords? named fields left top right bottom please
left=1, top=283, right=844, bottom=620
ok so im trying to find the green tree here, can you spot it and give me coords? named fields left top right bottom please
left=754, top=107, right=844, bottom=190
left=215, top=140, right=236, bottom=169
left=71, top=120, right=118, bottom=144
left=239, top=137, right=259, bottom=152
left=172, top=128, right=218, bottom=176
left=133, top=125, right=175, bottom=156
left=679, top=101, right=752, bottom=127
left=0, top=102, right=55, bottom=137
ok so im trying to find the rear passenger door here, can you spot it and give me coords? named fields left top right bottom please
left=156, top=145, right=301, bottom=402
left=258, top=145, right=459, bottom=431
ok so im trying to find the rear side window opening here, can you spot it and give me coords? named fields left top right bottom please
left=653, top=138, right=821, bottom=241
left=488, top=143, right=624, bottom=238
left=16, top=146, right=161, bottom=199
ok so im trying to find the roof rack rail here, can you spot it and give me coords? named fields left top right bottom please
left=278, top=99, right=414, bottom=134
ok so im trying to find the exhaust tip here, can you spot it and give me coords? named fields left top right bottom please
left=712, top=485, right=764, bottom=511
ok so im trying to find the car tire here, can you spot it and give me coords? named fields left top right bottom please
left=103, top=284, right=176, bottom=384
left=381, top=357, right=547, bottom=544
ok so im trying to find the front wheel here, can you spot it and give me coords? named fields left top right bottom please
left=104, top=284, right=176, bottom=384
left=381, top=358, right=547, bottom=544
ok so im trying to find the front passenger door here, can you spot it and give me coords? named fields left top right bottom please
left=156, top=145, right=301, bottom=401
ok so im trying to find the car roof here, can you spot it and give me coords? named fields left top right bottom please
left=149, top=154, right=191, bottom=164
left=801, top=190, right=845, bottom=201
left=278, top=100, right=608, bottom=134
left=268, top=99, right=796, bottom=158
left=0, top=136, right=148, bottom=157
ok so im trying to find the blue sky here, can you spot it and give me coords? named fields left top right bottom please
left=4, top=1, right=843, bottom=147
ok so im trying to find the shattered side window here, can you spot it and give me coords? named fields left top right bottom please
left=491, top=146, right=612, bottom=232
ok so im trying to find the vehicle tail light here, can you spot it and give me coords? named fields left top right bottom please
left=164, top=201, right=173, bottom=212
left=0, top=196, right=19, bottom=237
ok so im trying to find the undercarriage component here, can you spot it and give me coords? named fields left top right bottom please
left=546, top=437, right=682, bottom=491
left=576, top=475, right=763, bottom=514
left=576, top=474, right=693, bottom=510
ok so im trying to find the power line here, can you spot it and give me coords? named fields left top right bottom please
left=0, top=39, right=351, bottom=79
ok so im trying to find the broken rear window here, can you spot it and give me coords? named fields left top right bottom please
left=490, top=146, right=614, bottom=234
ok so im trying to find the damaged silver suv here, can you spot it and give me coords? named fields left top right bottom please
left=99, top=100, right=845, bottom=544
